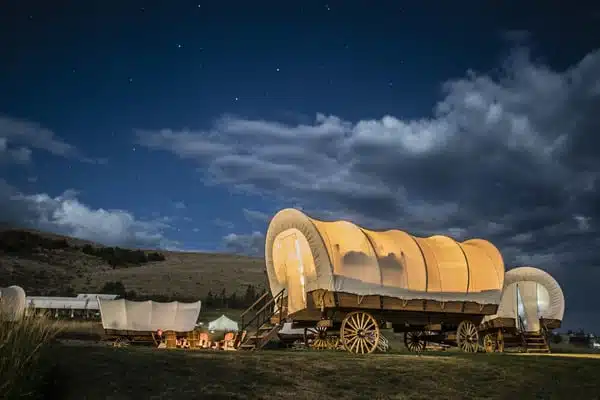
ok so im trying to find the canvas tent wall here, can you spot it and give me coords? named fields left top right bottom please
left=483, top=266, right=564, bottom=332
left=27, top=296, right=102, bottom=311
left=208, top=315, right=239, bottom=332
left=0, top=286, right=26, bottom=321
left=265, top=208, right=505, bottom=314
left=98, top=298, right=202, bottom=332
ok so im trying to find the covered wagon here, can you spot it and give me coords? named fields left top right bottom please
left=240, top=208, right=506, bottom=354
left=98, top=298, right=202, bottom=348
left=479, top=266, right=565, bottom=353
left=0, top=285, right=27, bottom=322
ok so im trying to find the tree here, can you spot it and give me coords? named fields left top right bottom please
left=243, top=284, right=256, bottom=306
left=205, top=291, right=214, bottom=308
left=551, top=333, right=563, bottom=344
left=100, top=281, right=127, bottom=297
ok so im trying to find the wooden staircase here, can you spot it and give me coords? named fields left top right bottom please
left=523, top=331, right=550, bottom=353
left=234, top=288, right=286, bottom=351
left=518, top=316, right=551, bottom=353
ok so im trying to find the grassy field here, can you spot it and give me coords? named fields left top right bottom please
left=40, top=343, right=600, bottom=400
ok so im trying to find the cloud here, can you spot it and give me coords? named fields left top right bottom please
left=0, top=115, right=105, bottom=164
left=242, top=208, right=270, bottom=224
left=213, top=218, right=234, bottom=229
left=172, top=201, right=187, bottom=210
left=222, top=231, right=264, bottom=256
left=0, top=137, right=32, bottom=164
left=137, top=47, right=600, bottom=331
left=0, top=179, right=175, bottom=249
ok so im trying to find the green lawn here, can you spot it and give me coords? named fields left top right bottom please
left=42, top=343, right=600, bottom=400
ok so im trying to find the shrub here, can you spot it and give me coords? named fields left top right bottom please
left=0, top=312, right=63, bottom=399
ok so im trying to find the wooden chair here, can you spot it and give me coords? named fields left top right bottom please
left=222, top=332, right=236, bottom=351
left=198, top=333, right=210, bottom=349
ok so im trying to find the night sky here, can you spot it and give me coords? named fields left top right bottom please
left=1, top=1, right=600, bottom=332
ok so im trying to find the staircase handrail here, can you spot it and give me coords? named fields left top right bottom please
left=235, top=288, right=285, bottom=348
left=240, top=291, right=271, bottom=319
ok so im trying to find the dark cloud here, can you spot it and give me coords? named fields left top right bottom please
left=138, top=47, right=600, bottom=332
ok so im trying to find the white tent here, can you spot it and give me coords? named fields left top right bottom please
left=98, top=298, right=202, bottom=332
left=208, top=314, right=239, bottom=332
left=0, top=285, right=26, bottom=321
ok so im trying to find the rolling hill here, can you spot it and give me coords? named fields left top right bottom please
left=0, top=227, right=268, bottom=301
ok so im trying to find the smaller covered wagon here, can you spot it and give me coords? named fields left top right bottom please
left=479, top=266, right=565, bottom=353
left=98, top=298, right=202, bottom=348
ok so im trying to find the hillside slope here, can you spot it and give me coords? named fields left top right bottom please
left=0, top=228, right=267, bottom=301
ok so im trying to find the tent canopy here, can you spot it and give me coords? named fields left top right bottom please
left=98, top=298, right=201, bottom=332
left=0, top=286, right=26, bottom=321
left=265, top=208, right=506, bottom=314
left=483, top=266, right=565, bottom=332
left=208, top=314, right=239, bottom=332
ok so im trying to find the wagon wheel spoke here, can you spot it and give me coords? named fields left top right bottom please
left=340, top=311, right=380, bottom=355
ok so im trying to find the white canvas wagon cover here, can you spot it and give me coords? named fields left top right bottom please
left=266, top=208, right=506, bottom=314
left=98, top=298, right=201, bottom=332
left=0, top=285, right=26, bottom=321
left=483, top=266, right=564, bottom=332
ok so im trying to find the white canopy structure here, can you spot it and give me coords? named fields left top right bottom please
left=208, top=315, right=239, bottom=332
left=0, top=286, right=26, bottom=321
left=76, top=293, right=118, bottom=300
left=98, top=298, right=202, bottom=332
left=27, top=296, right=102, bottom=311
left=483, top=266, right=565, bottom=332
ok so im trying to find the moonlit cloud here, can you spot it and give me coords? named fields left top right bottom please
left=0, top=179, right=174, bottom=249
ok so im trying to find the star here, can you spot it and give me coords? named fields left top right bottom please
left=128, top=77, right=133, bottom=83
left=177, top=44, right=183, bottom=48
left=234, top=97, right=239, bottom=101
left=325, top=4, right=331, bottom=11
left=132, top=147, right=137, bottom=152
left=388, top=81, right=393, bottom=87
left=276, top=67, right=280, bottom=72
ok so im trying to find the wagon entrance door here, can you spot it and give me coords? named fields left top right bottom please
left=279, top=232, right=307, bottom=314
left=516, top=284, right=528, bottom=331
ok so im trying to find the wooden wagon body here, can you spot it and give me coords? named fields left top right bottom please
left=237, top=208, right=507, bottom=354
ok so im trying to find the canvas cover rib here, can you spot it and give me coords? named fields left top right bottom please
left=98, top=298, right=201, bottom=332
left=484, top=266, right=565, bottom=330
left=265, top=208, right=506, bottom=314
left=0, top=285, right=26, bottom=321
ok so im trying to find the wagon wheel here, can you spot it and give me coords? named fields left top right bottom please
left=496, top=329, right=505, bottom=353
left=483, top=333, right=496, bottom=353
left=404, top=331, right=427, bottom=353
left=341, top=311, right=380, bottom=354
left=113, top=337, right=130, bottom=348
left=457, top=320, right=479, bottom=353
left=309, top=326, right=330, bottom=350
left=325, top=335, right=340, bottom=350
